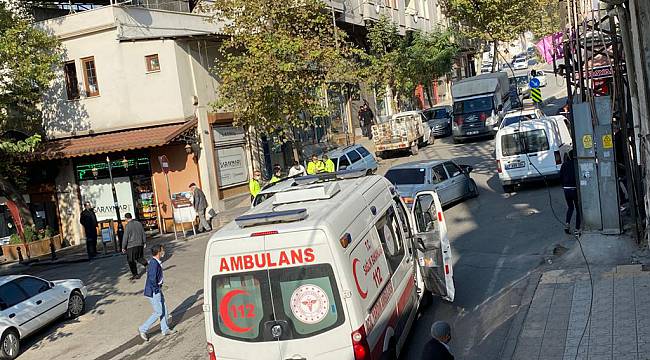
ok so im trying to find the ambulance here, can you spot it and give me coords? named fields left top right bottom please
left=203, top=171, right=455, bottom=360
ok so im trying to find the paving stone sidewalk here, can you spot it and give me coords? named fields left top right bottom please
left=508, top=265, right=650, bottom=360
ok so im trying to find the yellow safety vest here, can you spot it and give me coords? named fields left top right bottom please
left=307, top=161, right=325, bottom=175
left=249, top=178, right=261, bottom=197
left=270, top=176, right=281, bottom=183
left=324, top=159, right=335, bottom=173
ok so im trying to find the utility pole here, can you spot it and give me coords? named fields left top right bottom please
left=106, top=156, right=124, bottom=251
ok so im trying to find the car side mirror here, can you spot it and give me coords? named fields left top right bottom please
left=460, top=165, right=473, bottom=173
left=49, top=281, right=55, bottom=289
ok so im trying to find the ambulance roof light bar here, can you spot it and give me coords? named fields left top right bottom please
left=294, top=169, right=367, bottom=186
left=235, top=208, right=308, bottom=228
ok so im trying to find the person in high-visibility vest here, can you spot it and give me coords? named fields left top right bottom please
left=270, top=167, right=282, bottom=183
left=307, top=154, right=325, bottom=175
left=249, top=170, right=262, bottom=201
left=323, top=155, right=335, bottom=173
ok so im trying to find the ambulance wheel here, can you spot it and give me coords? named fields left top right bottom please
left=410, top=143, right=419, bottom=156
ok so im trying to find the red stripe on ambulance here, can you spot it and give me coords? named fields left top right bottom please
left=219, top=248, right=315, bottom=272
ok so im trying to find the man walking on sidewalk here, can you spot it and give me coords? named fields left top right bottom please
left=560, top=152, right=581, bottom=235
left=139, top=244, right=175, bottom=341
left=190, top=183, right=211, bottom=233
left=122, top=213, right=148, bottom=280
left=421, top=321, right=454, bottom=360
left=80, top=202, right=98, bottom=259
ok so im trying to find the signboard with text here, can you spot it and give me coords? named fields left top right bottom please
left=217, top=146, right=249, bottom=188
left=79, top=177, right=135, bottom=222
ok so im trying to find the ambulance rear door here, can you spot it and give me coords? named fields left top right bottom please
left=410, top=191, right=455, bottom=302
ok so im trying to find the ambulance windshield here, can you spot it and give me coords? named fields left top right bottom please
left=212, top=264, right=344, bottom=342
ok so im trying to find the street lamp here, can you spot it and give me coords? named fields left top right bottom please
left=106, top=155, right=124, bottom=251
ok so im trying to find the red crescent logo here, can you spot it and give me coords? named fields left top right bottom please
left=219, top=289, right=253, bottom=333
left=352, top=258, right=368, bottom=299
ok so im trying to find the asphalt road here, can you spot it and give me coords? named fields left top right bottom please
left=13, top=68, right=572, bottom=360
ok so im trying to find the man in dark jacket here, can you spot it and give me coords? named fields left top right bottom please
left=138, top=244, right=175, bottom=341
left=190, top=183, right=211, bottom=233
left=122, top=213, right=148, bottom=280
left=560, top=152, right=581, bottom=235
left=80, top=202, right=98, bottom=258
left=421, top=321, right=454, bottom=360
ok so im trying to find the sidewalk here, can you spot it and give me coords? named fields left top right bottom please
left=503, top=233, right=650, bottom=360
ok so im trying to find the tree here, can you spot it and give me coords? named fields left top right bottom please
left=204, top=0, right=361, bottom=140
left=403, top=30, right=458, bottom=106
left=0, top=0, right=60, bottom=231
left=530, top=0, right=562, bottom=38
left=440, top=0, right=540, bottom=69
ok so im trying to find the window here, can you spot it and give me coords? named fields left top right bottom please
left=16, top=277, right=49, bottom=298
left=501, top=129, right=549, bottom=156
left=443, top=162, right=462, bottom=178
left=335, top=156, right=350, bottom=170
left=347, top=149, right=362, bottom=164
left=0, top=281, right=27, bottom=310
left=453, top=97, right=493, bottom=114
left=63, top=61, right=79, bottom=100
left=212, top=265, right=344, bottom=342
left=393, top=197, right=412, bottom=239
left=375, top=207, right=405, bottom=272
left=145, top=54, right=160, bottom=72
left=81, top=56, right=100, bottom=97
left=356, top=146, right=371, bottom=158
left=431, top=164, right=448, bottom=183
left=385, top=168, right=426, bottom=185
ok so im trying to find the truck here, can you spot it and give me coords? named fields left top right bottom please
left=371, top=110, right=433, bottom=159
left=451, top=72, right=511, bottom=143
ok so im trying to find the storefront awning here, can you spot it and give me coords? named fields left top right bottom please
left=39, top=118, right=197, bottom=160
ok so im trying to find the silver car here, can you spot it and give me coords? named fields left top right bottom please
left=384, top=160, right=479, bottom=207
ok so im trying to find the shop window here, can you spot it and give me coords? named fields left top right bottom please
left=64, top=61, right=79, bottom=100
left=145, top=54, right=160, bottom=72
left=81, top=56, right=100, bottom=97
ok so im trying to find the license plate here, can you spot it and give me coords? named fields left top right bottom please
left=467, top=131, right=479, bottom=135
left=505, top=161, right=525, bottom=170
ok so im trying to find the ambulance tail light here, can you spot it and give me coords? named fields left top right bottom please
left=250, top=230, right=279, bottom=237
left=207, top=342, right=216, bottom=360
left=351, top=325, right=370, bottom=360
left=496, top=160, right=502, bottom=173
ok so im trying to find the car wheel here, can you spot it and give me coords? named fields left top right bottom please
left=502, top=184, right=515, bottom=193
left=453, top=137, right=462, bottom=144
left=410, top=143, right=419, bottom=156
left=469, top=179, right=479, bottom=198
left=67, top=291, right=85, bottom=318
left=366, top=169, right=373, bottom=176
left=0, top=330, right=19, bottom=360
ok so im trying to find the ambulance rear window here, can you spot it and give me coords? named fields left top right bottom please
left=212, top=264, right=344, bottom=342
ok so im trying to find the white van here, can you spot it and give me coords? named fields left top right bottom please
left=203, top=172, right=454, bottom=360
left=495, top=116, right=573, bottom=192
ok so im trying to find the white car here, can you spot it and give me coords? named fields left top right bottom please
left=0, top=275, right=87, bottom=359
left=533, top=69, right=548, bottom=87
left=499, top=108, right=546, bottom=130
left=513, top=57, right=529, bottom=70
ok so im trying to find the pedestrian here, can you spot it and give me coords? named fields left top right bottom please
left=189, top=183, right=211, bottom=233
left=270, top=167, right=282, bottom=183
left=138, top=244, right=175, bottom=341
left=323, top=154, right=335, bottom=173
left=560, top=152, right=581, bottom=235
left=122, top=213, right=148, bottom=280
left=421, top=321, right=454, bottom=360
left=359, top=100, right=375, bottom=139
left=80, top=201, right=98, bottom=259
left=288, top=160, right=306, bottom=177
left=249, top=169, right=262, bottom=201
left=307, top=154, right=325, bottom=175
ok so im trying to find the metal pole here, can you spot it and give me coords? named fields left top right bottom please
left=164, top=172, right=178, bottom=241
left=106, top=156, right=124, bottom=250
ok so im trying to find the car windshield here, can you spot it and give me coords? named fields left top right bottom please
left=453, top=97, right=493, bottom=114
left=515, top=76, right=529, bottom=86
left=424, top=109, right=449, bottom=120
left=211, top=264, right=344, bottom=342
left=385, top=168, right=426, bottom=185
left=502, top=113, right=538, bottom=127
left=501, top=129, right=550, bottom=156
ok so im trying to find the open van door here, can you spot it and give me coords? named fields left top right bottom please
left=410, top=191, right=455, bottom=302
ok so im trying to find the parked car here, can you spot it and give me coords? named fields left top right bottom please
left=0, top=275, right=87, bottom=359
left=423, top=105, right=453, bottom=137
left=513, top=73, right=531, bottom=98
left=327, top=144, right=378, bottom=173
left=499, top=108, right=546, bottom=130
left=372, top=110, right=433, bottom=157
left=385, top=160, right=479, bottom=208
left=532, top=69, right=548, bottom=87
left=495, top=116, right=573, bottom=193
left=513, top=57, right=529, bottom=70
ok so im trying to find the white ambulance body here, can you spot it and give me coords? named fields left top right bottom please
left=203, top=173, right=454, bottom=360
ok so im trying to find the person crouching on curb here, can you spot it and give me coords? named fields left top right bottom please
left=139, top=244, right=176, bottom=341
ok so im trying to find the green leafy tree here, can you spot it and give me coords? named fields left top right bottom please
left=403, top=29, right=458, bottom=106
left=0, top=0, right=60, bottom=229
left=204, top=0, right=361, bottom=140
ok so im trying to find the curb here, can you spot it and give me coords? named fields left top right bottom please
left=498, top=271, right=542, bottom=360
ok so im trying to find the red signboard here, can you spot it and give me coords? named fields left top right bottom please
left=158, top=155, right=170, bottom=174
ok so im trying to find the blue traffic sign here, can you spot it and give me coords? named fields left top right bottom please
left=529, top=77, right=541, bottom=89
